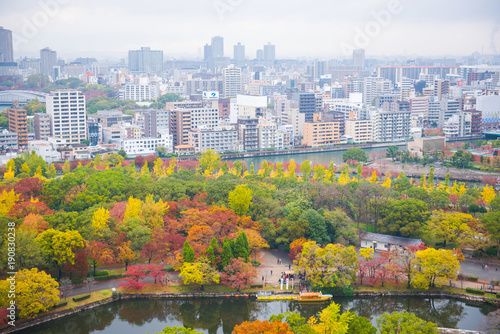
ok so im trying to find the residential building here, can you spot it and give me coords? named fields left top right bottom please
left=87, top=110, right=133, bottom=128
left=263, top=42, right=276, bottom=65
left=8, top=102, right=28, bottom=148
left=118, top=82, right=159, bottom=101
left=237, top=118, right=259, bottom=151
left=291, top=92, right=316, bottom=123
left=0, top=27, right=13, bottom=62
left=187, top=126, right=238, bottom=153
left=236, top=95, right=267, bottom=119
left=190, top=103, right=220, bottom=130
left=46, top=90, right=87, bottom=144
left=434, top=79, right=450, bottom=100
left=144, top=109, right=169, bottom=137
left=353, top=49, right=365, bottom=68
left=211, top=36, right=224, bottom=58
left=0, top=129, right=17, bottom=150
left=34, top=113, right=50, bottom=140
left=302, top=118, right=341, bottom=147
left=372, top=109, right=411, bottom=142
left=409, top=96, right=429, bottom=117
left=102, top=127, right=122, bottom=144
left=128, top=47, right=163, bottom=73
left=345, top=119, right=373, bottom=143
left=288, top=107, right=305, bottom=139
left=122, top=136, right=173, bottom=156
left=258, top=119, right=277, bottom=150
left=169, top=109, right=192, bottom=146
left=40, top=47, right=57, bottom=76
left=222, top=65, right=242, bottom=98
left=363, top=77, right=391, bottom=106
left=27, top=140, right=60, bottom=162
left=185, top=78, right=223, bottom=96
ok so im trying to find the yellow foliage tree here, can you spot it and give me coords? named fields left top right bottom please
left=369, top=170, right=377, bottom=183
left=198, top=149, right=221, bottom=175
left=309, top=301, right=354, bottom=334
left=481, top=185, right=496, bottom=205
left=287, top=159, right=296, bottom=178
left=141, top=161, right=149, bottom=175
left=3, top=165, right=15, bottom=179
left=0, top=189, right=20, bottom=216
left=117, top=241, right=136, bottom=270
left=166, top=157, right=178, bottom=175
left=0, top=268, right=60, bottom=318
left=153, top=158, right=165, bottom=177
left=92, top=207, right=110, bottom=232
left=179, top=257, right=220, bottom=290
left=228, top=184, right=253, bottom=216
left=412, top=248, right=460, bottom=289
left=124, top=196, right=142, bottom=221
left=359, top=247, right=374, bottom=260
left=382, top=172, right=391, bottom=188
left=21, top=162, right=31, bottom=175
left=62, top=161, right=71, bottom=174
left=142, top=194, right=169, bottom=229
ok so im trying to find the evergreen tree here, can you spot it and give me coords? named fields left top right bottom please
left=427, top=167, right=434, bottom=187
left=221, top=239, right=234, bottom=268
left=234, top=232, right=250, bottom=262
left=182, top=240, right=195, bottom=263
left=445, top=172, right=451, bottom=187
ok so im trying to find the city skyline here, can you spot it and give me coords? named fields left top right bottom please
left=0, top=0, right=499, bottom=60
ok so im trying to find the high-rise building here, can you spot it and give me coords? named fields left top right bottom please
left=40, top=47, right=57, bottom=76
left=144, top=109, right=170, bottom=137
left=263, top=43, right=276, bottom=65
left=204, top=44, right=212, bottom=61
left=34, top=113, right=51, bottom=140
left=47, top=90, right=87, bottom=144
left=363, top=77, right=391, bottom=106
left=0, top=27, right=13, bottom=62
left=372, top=109, right=411, bottom=142
left=222, top=65, right=242, bottom=98
left=353, top=49, right=365, bottom=68
left=434, top=79, right=450, bottom=101
left=256, top=49, right=264, bottom=60
left=233, top=42, right=245, bottom=61
left=291, top=92, right=317, bottom=123
left=211, top=36, right=224, bottom=58
left=128, top=47, right=164, bottom=73
left=8, top=101, right=28, bottom=148
left=169, top=109, right=192, bottom=147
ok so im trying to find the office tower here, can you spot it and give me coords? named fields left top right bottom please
left=40, top=47, right=57, bottom=76
left=234, top=42, right=245, bottom=61
left=204, top=44, right=212, bottom=61
left=0, top=27, right=13, bottom=62
left=353, top=49, right=365, bottom=68
left=128, top=47, right=164, bottom=73
left=256, top=49, right=264, bottom=60
left=263, top=43, right=276, bottom=65
left=47, top=90, right=87, bottom=144
left=8, top=101, right=27, bottom=148
left=222, top=65, right=242, bottom=98
left=34, top=113, right=50, bottom=140
left=211, top=36, right=224, bottom=58
left=291, top=92, right=316, bottom=123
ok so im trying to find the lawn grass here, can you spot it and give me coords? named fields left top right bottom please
left=106, top=268, right=125, bottom=276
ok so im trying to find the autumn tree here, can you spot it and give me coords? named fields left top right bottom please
left=287, top=159, right=297, bottom=178
left=300, top=160, right=312, bottom=181
left=141, top=228, right=170, bottom=263
left=377, top=311, right=438, bottom=334
left=483, top=212, right=500, bottom=256
left=233, top=320, right=293, bottom=334
left=117, top=241, right=136, bottom=270
left=309, top=301, right=354, bottom=334
left=119, top=264, right=148, bottom=292
left=228, top=184, right=253, bottom=216
left=91, top=207, right=110, bottom=233
left=179, top=257, right=220, bottom=291
left=87, top=241, right=115, bottom=275
left=221, top=258, right=258, bottom=290
left=36, top=229, right=84, bottom=278
left=152, top=326, right=203, bottom=334
left=0, top=268, right=59, bottom=318
left=296, top=241, right=358, bottom=289
left=0, top=189, right=19, bottom=216
left=412, top=248, right=460, bottom=289
left=198, top=149, right=221, bottom=175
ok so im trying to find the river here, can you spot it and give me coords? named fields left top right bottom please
left=18, top=297, right=496, bottom=334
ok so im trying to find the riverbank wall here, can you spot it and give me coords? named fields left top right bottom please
left=3, top=290, right=496, bottom=333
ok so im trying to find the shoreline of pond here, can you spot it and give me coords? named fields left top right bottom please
left=4, top=289, right=497, bottom=334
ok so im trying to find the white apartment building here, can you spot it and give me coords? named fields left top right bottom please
left=345, top=119, right=373, bottom=143
left=122, top=135, right=173, bottom=156
left=372, top=109, right=411, bottom=142
left=46, top=90, right=87, bottom=145
left=363, top=77, right=391, bottom=107
left=443, top=112, right=472, bottom=138
left=288, top=107, right=305, bottom=138
left=119, top=83, right=159, bottom=101
left=187, top=126, right=238, bottom=153
left=236, top=94, right=267, bottom=119
left=409, top=97, right=429, bottom=117
left=258, top=120, right=277, bottom=150
left=190, top=105, right=220, bottom=130
left=102, top=127, right=122, bottom=144
left=27, top=140, right=61, bottom=163
left=277, top=124, right=294, bottom=148
left=222, top=65, right=242, bottom=98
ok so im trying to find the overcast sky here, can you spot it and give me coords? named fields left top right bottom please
left=1, top=0, right=499, bottom=61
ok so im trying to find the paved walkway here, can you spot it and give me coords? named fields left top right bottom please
left=254, top=249, right=295, bottom=289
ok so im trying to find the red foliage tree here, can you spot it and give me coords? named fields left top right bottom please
left=14, top=177, right=44, bottom=201
left=87, top=241, right=115, bottom=275
left=119, top=264, right=148, bottom=292
left=64, top=247, right=89, bottom=279
left=134, top=156, right=145, bottom=169
left=221, top=258, right=258, bottom=291
left=8, top=201, right=54, bottom=219
left=109, top=201, right=127, bottom=223
left=141, top=228, right=170, bottom=263
left=233, top=320, right=292, bottom=334
left=146, top=264, right=164, bottom=284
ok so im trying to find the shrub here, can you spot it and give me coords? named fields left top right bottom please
left=486, top=247, right=498, bottom=256
left=465, top=288, right=485, bottom=295
left=251, top=260, right=261, bottom=267
left=491, top=280, right=500, bottom=286
left=250, top=284, right=263, bottom=288
left=94, top=274, right=124, bottom=282
left=162, top=265, right=176, bottom=272
left=94, top=270, right=109, bottom=277
left=458, top=274, right=478, bottom=282
left=72, top=294, right=91, bottom=302
left=54, top=301, right=68, bottom=308
left=496, top=293, right=500, bottom=299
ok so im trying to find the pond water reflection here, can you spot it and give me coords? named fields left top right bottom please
left=20, top=297, right=496, bottom=334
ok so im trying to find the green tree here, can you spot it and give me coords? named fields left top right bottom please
left=347, top=315, right=377, bottom=334
left=378, top=199, right=430, bottom=238
left=386, top=146, right=399, bottom=162
left=451, top=149, right=472, bottom=168
left=483, top=212, right=500, bottom=256
left=149, top=326, right=203, bottom=334
left=343, top=148, right=368, bottom=163
left=377, top=311, right=438, bottom=334
left=221, top=238, right=234, bottom=268
left=228, top=184, right=253, bottom=216
left=182, top=240, right=195, bottom=263
left=300, top=209, right=330, bottom=245
left=300, top=160, right=312, bottom=181
left=233, top=232, right=250, bottom=262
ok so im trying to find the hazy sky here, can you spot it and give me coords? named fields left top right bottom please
left=1, top=0, right=499, bottom=61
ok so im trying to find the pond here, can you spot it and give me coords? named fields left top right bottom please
left=19, top=297, right=496, bottom=334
